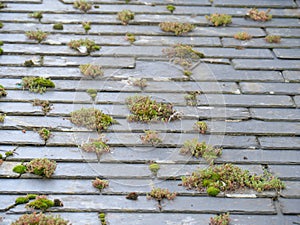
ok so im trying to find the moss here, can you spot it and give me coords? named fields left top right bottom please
left=163, top=44, right=204, bottom=74
left=68, top=38, right=100, bottom=54
left=38, top=128, right=51, bottom=142
left=70, top=108, right=115, bottom=131
left=24, top=60, right=35, bottom=67
left=22, top=77, right=55, bottom=94
left=126, top=192, right=138, bottom=200
left=141, top=131, right=162, bottom=146
left=132, top=78, right=147, bottom=89
left=166, top=5, right=176, bottom=13
left=0, top=113, right=6, bottom=123
left=81, top=136, right=110, bottom=158
left=206, top=14, right=232, bottom=26
left=26, top=195, right=54, bottom=210
left=86, top=88, right=97, bottom=100
left=159, top=22, right=195, bottom=36
left=25, top=30, right=48, bottom=43
left=0, top=84, right=7, bottom=97
left=126, top=95, right=179, bottom=123
left=82, top=21, right=91, bottom=32
left=149, top=163, right=160, bottom=176
left=92, top=178, right=109, bottom=191
left=234, top=32, right=252, bottom=40
left=0, top=154, right=2, bottom=159
left=15, top=196, right=29, bottom=205
left=26, top=158, right=57, bottom=178
left=147, top=187, right=177, bottom=201
left=265, top=35, right=281, bottom=43
left=32, top=99, right=52, bottom=115
left=12, top=164, right=27, bottom=174
left=182, top=163, right=285, bottom=196
left=184, top=91, right=200, bottom=106
left=246, top=8, right=272, bottom=22
left=0, top=40, right=3, bottom=46
left=0, top=22, right=3, bottom=29
left=180, top=138, right=222, bottom=164
left=210, top=213, right=230, bottom=225
left=79, top=64, right=103, bottom=78
left=11, top=212, right=69, bottom=225
left=0, top=2, right=7, bottom=9
left=193, top=121, right=208, bottom=134
left=27, top=194, right=38, bottom=200
left=207, top=187, right=220, bottom=197
left=53, top=23, right=64, bottom=30
left=29, top=12, right=43, bottom=20
left=5, top=151, right=13, bottom=157
left=99, top=213, right=107, bottom=225
left=184, top=70, right=192, bottom=77
left=118, top=10, right=134, bottom=25
left=125, top=33, right=136, bottom=44
left=73, top=0, right=92, bottom=12
left=0, top=48, right=3, bottom=55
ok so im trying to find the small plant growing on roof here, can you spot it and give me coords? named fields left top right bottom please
left=234, top=31, right=252, bottom=40
left=70, top=108, right=115, bottom=131
left=13, top=164, right=27, bottom=174
left=126, top=95, right=179, bottom=123
left=118, top=9, right=135, bottom=25
left=26, top=195, right=57, bottom=210
left=166, top=5, right=176, bottom=13
left=194, top=121, right=208, bottom=134
left=29, top=11, right=43, bottom=20
left=73, top=0, right=92, bottom=13
left=0, top=2, right=7, bottom=8
left=141, top=130, right=162, bottom=146
left=32, top=99, right=52, bottom=115
left=38, top=128, right=51, bottom=142
left=149, top=163, right=160, bottom=176
left=24, top=60, right=35, bottom=67
left=246, top=8, right=272, bottom=22
left=0, top=113, right=5, bottom=123
left=265, top=35, right=281, bottom=43
left=182, top=163, right=285, bottom=196
left=81, top=136, right=110, bottom=159
left=210, top=213, right=230, bottom=225
left=0, top=22, right=3, bottom=28
left=159, top=22, right=195, bottom=36
left=206, top=14, right=232, bottom=26
left=68, top=38, right=100, bottom=54
left=15, top=194, right=38, bottom=205
left=99, top=213, right=107, bottom=225
left=125, top=33, right=136, bottom=44
left=126, top=192, right=138, bottom=200
left=0, top=47, right=3, bottom=55
left=21, top=77, right=55, bottom=93
left=147, top=187, right=177, bottom=202
left=53, top=23, right=64, bottom=30
left=11, top=212, right=70, bottom=225
left=86, top=88, right=97, bottom=100
left=0, top=84, right=7, bottom=97
left=25, top=30, right=48, bottom=43
left=26, top=158, right=57, bottom=178
left=184, top=91, right=200, bottom=106
left=82, top=21, right=91, bottom=33
left=79, top=64, right=103, bottom=78
left=180, top=138, right=222, bottom=164
left=5, top=151, right=13, bottom=157
left=92, top=178, right=109, bottom=191
left=132, top=78, right=147, bottom=89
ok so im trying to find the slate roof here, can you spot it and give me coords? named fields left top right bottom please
left=0, top=0, right=299, bottom=224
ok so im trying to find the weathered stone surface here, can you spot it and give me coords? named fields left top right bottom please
left=266, top=28, right=300, bottom=38
left=233, top=59, right=300, bottom=70
left=273, top=49, right=300, bottom=59
left=214, top=0, right=296, bottom=8
left=0, top=130, right=44, bottom=145
left=279, top=198, right=300, bottom=214
left=280, top=182, right=300, bottom=198
left=259, top=137, right=300, bottom=149
left=283, top=71, right=300, bottom=82
left=163, top=197, right=275, bottom=214
left=240, top=82, right=300, bottom=95
left=269, top=165, right=300, bottom=180
left=250, top=108, right=300, bottom=121
left=222, top=38, right=300, bottom=48
left=294, top=96, right=300, bottom=107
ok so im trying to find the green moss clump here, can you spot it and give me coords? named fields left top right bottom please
left=26, top=195, right=54, bottom=210
left=207, top=187, right=220, bottom=197
left=13, top=164, right=27, bottom=174
left=92, top=178, right=109, bottom=191
left=81, top=136, right=110, bottom=158
left=21, top=77, right=55, bottom=94
left=182, top=163, right=285, bottom=196
left=206, top=14, right=232, bottom=26
left=24, top=60, right=34, bottom=67
left=149, top=163, right=160, bottom=176
left=246, top=8, right=272, bottom=22
left=11, top=212, right=69, bottom=225
left=184, top=91, right=200, bottom=106
left=193, top=121, right=208, bottom=134
left=86, top=88, right=97, bottom=100
left=82, top=21, right=91, bottom=32
left=126, top=95, right=179, bottom=123
left=141, top=131, right=162, bottom=146
left=0, top=22, right=3, bottom=28
left=38, top=128, right=51, bottom=142
left=26, top=158, right=57, bottom=178
left=0, top=2, right=6, bottom=9
left=79, top=64, right=103, bottom=78
left=68, top=38, right=100, bottom=54
left=0, top=84, right=7, bottom=97
left=147, top=187, right=177, bottom=201
left=0, top=113, right=6, bottom=123
left=53, top=23, right=64, bottom=30
left=210, top=213, right=230, bottom=225
left=32, top=99, right=52, bottom=115
left=0, top=154, right=2, bottom=159
left=159, top=22, right=195, bottom=36
left=5, top=151, right=13, bottom=157
left=15, top=196, right=30, bottom=205
left=99, top=213, right=107, bottom=225
left=117, top=10, right=134, bottom=25
left=25, top=30, right=47, bottom=42
left=27, top=194, right=38, bottom=199
left=265, top=35, right=281, bottom=43
left=234, top=32, right=252, bottom=40
left=70, top=108, right=115, bottom=131
left=74, top=0, right=92, bottom=12
left=166, top=5, right=176, bottom=13
left=180, top=138, right=222, bottom=164
left=29, top=11, right=43, bottom=20
left=0, top=48, right=3, bottom=55
left=125, top=33, right=136, bottom=44
left=0, top=40, right=3, bottom=46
